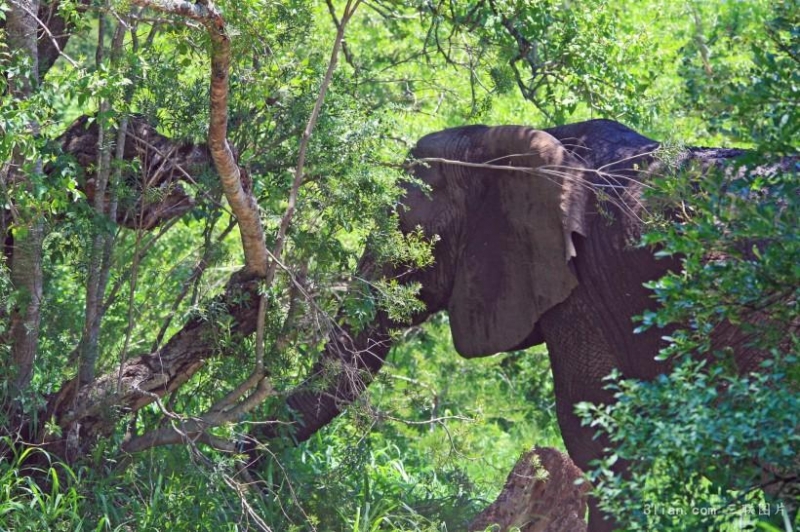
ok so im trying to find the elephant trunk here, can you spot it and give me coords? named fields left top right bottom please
left=253, top=250, right=430, bottom=445
left=259, top=310, right=395, bottom=443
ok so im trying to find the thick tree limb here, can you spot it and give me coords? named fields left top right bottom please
left=131, top=0, right=269, bottom=277
left=33, top=1, right=276, bottom=445
left=90, top=0, right=273, bottom=455
left=118, top=0, right=369, bottom=454
left=252, top=253, right=415, bottom=446
left=59, top=115, right=200, bottom=229
left=256, top=313, right=395, bottom=444
left=46, top=280, right=261, bottom=452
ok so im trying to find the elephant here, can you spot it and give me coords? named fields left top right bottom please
left=258, top=119, right=771, bottom=531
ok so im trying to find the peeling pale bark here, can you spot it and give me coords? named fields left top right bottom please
left=207, top=30, right=269, bottom=278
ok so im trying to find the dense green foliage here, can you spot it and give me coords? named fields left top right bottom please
left=1, top=0, right=797, bottom=530
left=577, top=6, right=799, bottom=529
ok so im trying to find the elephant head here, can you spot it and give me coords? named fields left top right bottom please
left=403, top=125, right=590, bottom=358
left=257, top=125, right=599, bottom=447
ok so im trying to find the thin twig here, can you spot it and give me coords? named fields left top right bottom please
left=267, top=0, right=363, bottom=285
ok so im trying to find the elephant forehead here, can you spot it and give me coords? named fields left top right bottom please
left=412, top=125, right=487, bottom=164
left=480, top=127, right=567, bottom=167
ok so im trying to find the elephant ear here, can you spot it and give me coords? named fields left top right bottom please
left=448, top=127, right=587, bottom=357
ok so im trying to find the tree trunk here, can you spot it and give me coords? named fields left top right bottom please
left=9, top=225, right=44, bottom=397
left=5, top=0, right=44, bottom=401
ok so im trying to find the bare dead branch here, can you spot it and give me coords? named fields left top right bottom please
left=122, top=374, right=275, bottom=453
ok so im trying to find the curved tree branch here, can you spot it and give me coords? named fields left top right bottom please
left=41, top=0, right=373, bottom=458
left=131, top=0, right=268, bottom=277
left=59, top=115, right=200, bottom=229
